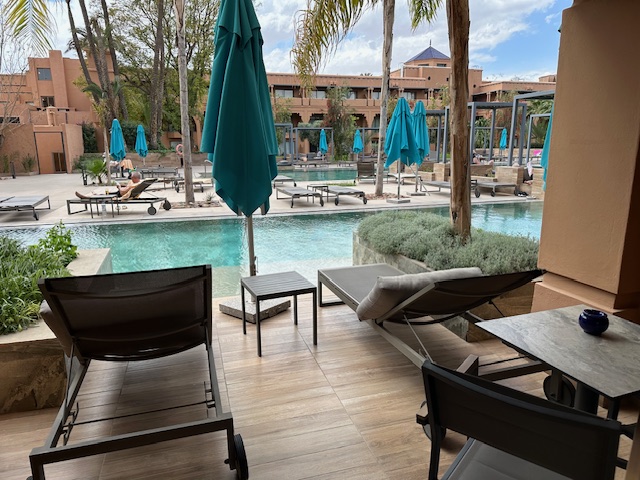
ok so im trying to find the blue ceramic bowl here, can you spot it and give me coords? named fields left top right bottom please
left=579, top=309, right=609, bottom=335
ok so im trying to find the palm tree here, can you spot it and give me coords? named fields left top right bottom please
left=173, top=0, right=195, bottom=204
left=4, top=0, right=54, bottom=55
left=293, top=0, right=472, bottom=238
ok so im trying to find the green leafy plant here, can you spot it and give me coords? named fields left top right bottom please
left=0, top=226, right=77, bottom=335
left=1, top=154, right=9, bottom=173
left=358, top=211, right=539, bottom=275
left=82, top=122, right=99, bottom=153
left=21, top=154, right=36, bottom=173
left=37, top=222, right=78, bottom=265
left=86, top=158, right=107, bottom=184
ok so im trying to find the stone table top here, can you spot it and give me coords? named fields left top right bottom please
left=479, top=304, right=640, bottom=400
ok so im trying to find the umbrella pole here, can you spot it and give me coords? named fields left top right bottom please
left=246, top=214, right=257, bottom=276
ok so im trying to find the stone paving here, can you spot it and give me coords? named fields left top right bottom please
left=0, top=166, right=532, bottom=228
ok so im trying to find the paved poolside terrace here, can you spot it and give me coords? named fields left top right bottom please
left=7, top=169, right=636, bottom=480
left=0, top=166, right=536, bottom=228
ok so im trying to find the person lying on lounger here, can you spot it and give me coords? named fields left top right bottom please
left=76, top=172, right=142, bottom=199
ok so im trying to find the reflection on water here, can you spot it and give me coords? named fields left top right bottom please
left=0, top=202, right=543, bottom=297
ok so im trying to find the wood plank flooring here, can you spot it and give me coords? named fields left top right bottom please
left=0, top=297, right=636, bottom=479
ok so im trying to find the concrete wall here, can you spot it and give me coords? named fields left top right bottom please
left=532, top=0, right=640, bottom=321
left=0, top=249, right=112, bottom=414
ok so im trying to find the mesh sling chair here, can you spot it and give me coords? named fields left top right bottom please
left=31, top=265, right=248, bottom=480
left=420, top=360, right=621, bottom=480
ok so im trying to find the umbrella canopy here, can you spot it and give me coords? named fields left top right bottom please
left=319, top=129, right=328, bottom=155
left=411, top=100, right=428, bottom=165
left=540, top=107, right=553, bottom=190
left=353, top=129, right=364, bottom=153
left=135, top=125, right=148, bottom=158
left=109, top=119, right=126, bottom=162
left=384, top=97, right=420, bottom=169
left=200, top=0, right=278, bottom=276
left=499, top=127, right=508, bottom=151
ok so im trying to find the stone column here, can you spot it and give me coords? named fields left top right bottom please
left=532, top=0, right=640, bottom=322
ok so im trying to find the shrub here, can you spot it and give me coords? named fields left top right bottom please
left=0, top=223, right=77, bottom=335
left=82, top=122, right=99, bottom=153
left=357, top=211, right=539, bottom=275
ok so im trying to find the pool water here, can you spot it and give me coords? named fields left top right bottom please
left=283, top=169, right=357, bottom=182
left=1, top=202, right=543, bottom=298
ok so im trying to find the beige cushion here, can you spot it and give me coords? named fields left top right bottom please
left=355, top=267, right=483, bottom=320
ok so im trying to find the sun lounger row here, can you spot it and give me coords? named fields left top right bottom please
left=0, top=195, right=50, bottom=220
left=308, top=184, right=367, bottom=205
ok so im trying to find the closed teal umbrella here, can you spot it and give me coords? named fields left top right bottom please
left=109, top=119, right=126, bottom=162
left=353, top=129, right=364, bottom=155
left=319, top=129, right=328, bottom=155
left=200, top=0, right=278, bottom=276
left=385, top=98, right=420, bottom=201
left=540, top=107, right=553, bottom=190
left=499, top=127, right=508, bottom=151
left=135, top=125, right=148, bottom=165
left=411, top=100, right=428, bottom=165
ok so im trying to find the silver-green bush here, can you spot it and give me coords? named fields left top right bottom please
left=357, top=211, right=539, bottom=275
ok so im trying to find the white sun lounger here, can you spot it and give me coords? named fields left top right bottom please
left=275, top=186, right=324, bottom=207
left=0, top=195, right=50, bottom=220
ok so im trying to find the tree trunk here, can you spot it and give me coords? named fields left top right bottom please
left=100, top=0, right=128, bottom=119
left=447, top=0, right=471, bottom=240
left=375, top=0, right=394, bottom=197
left=174, top=0, right=194, bottom=204
left=67, top=0, right=98, bottom=103
left=149, top=0, right=165, bottom=150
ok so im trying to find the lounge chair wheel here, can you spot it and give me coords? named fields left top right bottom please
left=543, top=375, right=576, bottom=407
left=490, top=191, right=496, bottom=197
left=293, top=181, right=297, bottom=187
left=175, top=184, right=180, bottom=192
left=148, top=205, right=157, bottom=215
left=475, top=188, right=480, bottom=198
left=290, top=199, right=294, bottom=208
left=363, top=197, right=367, bottom=204
left=233, top=434, right=249, bottom=480
left=421, top=417, right=447, bottom=441
left=320, top=198, right=324, bottom=207
left=163, top=200, right=172, bottom=210
left=334, top=197, right=339, bottom=206
left=34, top=212, right=39, bottom=220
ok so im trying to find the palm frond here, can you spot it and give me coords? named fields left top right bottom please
left=291, top=0, right=379, bottom=90
left=4, top=0, right=56, bottom=56
left=408, top=0, right=442, bottom=29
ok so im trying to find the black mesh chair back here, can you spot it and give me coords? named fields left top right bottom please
left=422, top=361, right=621, bottom=480
left=39, top=265, right=212, bottom=362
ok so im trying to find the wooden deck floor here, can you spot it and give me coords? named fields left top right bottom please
left=0, top=297, right=636, bottom=479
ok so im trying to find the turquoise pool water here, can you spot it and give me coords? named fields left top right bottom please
left=1, top=202, right=543, bottom=297
left=283, top=169, right=357, bottom=182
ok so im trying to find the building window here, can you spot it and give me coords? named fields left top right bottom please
left=310, top=90, right=326, bottom=99
left=436, top=63, right=447, bottom=67
left=400, top=91, right=415, bottom=101
left=37, top=68, right=52, bottom=81
left=41, top=96, right=55, bottom=108
left=371, top=91, right=381, bottom=100
left=275, top=89, right=293, bottom=98
left=0, top=117, right=20, bottom=124
left=347, top=91, right=356, bottom=100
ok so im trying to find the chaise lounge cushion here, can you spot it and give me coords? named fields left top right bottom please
left=356, top=267, right=483, bottom=321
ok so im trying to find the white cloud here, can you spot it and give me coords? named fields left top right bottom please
left=50, top=0, right=567, bottom=80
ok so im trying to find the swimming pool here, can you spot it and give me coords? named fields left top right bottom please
left=1, top=202, right=543, bottom=297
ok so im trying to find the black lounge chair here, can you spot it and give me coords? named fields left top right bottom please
left=68, top=178, right=171, bottom=217
left=32, top=265, right=248, bottom=480
left=0, top=195, right=50, bottom=220
left=419, top=360, right=621, bottom=480
left=318, top=263, right=543, bottom=366
left=275, top=186, right=324, bottom=207
left=325, top=186, right=367, bottom=205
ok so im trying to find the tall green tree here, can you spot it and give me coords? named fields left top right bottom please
left=325, top=86, right=356, bottom=162
left=292, top=0, right=472, bottom=238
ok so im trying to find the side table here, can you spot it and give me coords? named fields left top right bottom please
left=241, top=271, right=317, bottom=357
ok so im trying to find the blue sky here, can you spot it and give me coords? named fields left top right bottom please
left=53, top=0, right=572, bottom=82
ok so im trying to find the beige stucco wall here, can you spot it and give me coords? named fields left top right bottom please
left=532, top=0, right=640, bottom=321
left=0, top=124, right=38, bottom=173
